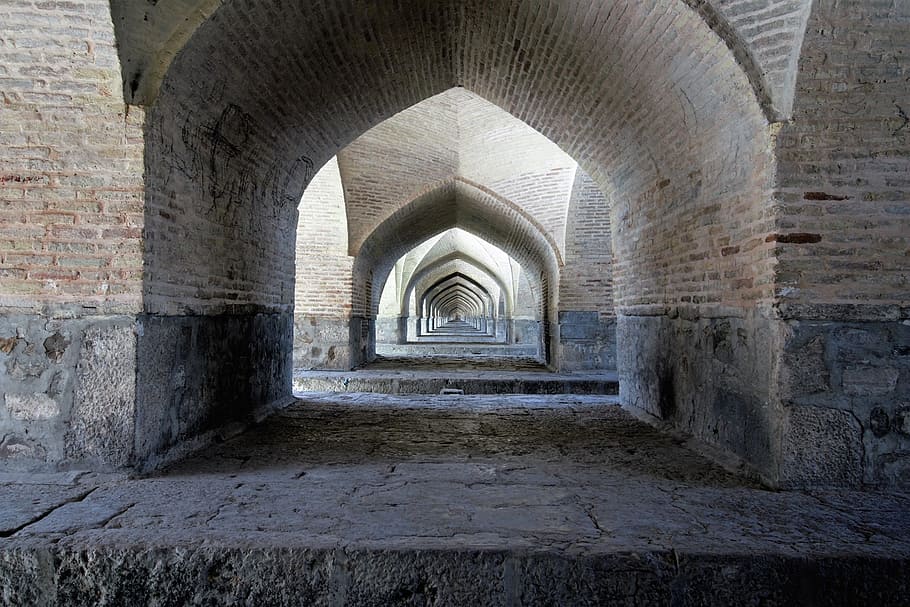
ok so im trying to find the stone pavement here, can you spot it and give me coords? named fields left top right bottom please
left=2, top=393, right=909, bottom=605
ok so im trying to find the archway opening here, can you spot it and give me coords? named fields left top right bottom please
left=374, top=228, right=545, bottom=364
left=139, top=0, right=776, bottom=478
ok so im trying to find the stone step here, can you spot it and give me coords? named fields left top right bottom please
left=3, top=545, right=907, bottom=605
left=293, top=369, right=619, bottom=395
left=378, top=343, right=536, bottom=354
left=3, top=395, right=908, bottom=605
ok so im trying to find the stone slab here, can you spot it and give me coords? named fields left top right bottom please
left=0, top=394, right=908, bottom=604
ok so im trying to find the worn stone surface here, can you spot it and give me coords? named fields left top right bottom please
left=134, top=313, right=294, bottom=471
left=294, top=357, right=618, bottom=396
left=1, top=394, right=908, bottom=604
left=65, top=325, right=136, bottom=468
left=780, top=406, right=865, bottom=489
left=618, top=309, right=783, bottom=485
left=557, top=311, right=616, bottom=372
left=294, top=315, right=356, bottom=370
left=0, top=315, right=137, bottom=471
left=376, top=344, right=540, bottom=359
left=779, top=320, right=910, bottom=487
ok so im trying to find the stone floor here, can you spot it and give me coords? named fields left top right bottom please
left=2, top=393, right=909, bottom=605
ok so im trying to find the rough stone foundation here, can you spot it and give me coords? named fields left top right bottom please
left=0, top=314, right=137, bottom=471
left=618, top=308, right=781, bottom=485
left=557, top=311, right=617, bottom=372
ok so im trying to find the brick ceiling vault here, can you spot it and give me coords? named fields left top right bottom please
left=144, top=0, right=784, bottom=313
left=337, top=88, right=579, bottom=262
left=112, top=0, right=810, bottom=121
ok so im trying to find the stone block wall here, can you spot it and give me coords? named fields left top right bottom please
left=557, top=312, right=616, bottom=372
left=778, top=316, right=910, bottom=487
left=618, top=308, right=782, bottom=483
left=0, top=315, right=136, bottom=470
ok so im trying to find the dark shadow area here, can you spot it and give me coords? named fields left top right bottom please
left=158, top=395, right=758, bottom=489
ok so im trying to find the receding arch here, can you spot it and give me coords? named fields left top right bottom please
left=352, top=179, right=557, bottom=364
left=403, top=252, right=515, bottom=319
left=139, top=0, right=777, bottom=476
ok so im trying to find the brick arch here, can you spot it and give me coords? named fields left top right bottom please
left=139, top=0, right=775, bottom=468
left=354, top=181, right=558, bottom=314
left=402, top=252, right=517, bottom=318
left=423, top=274, right=492, bottom=319
left=113, top=0, right=803, bottom=121
left=352, top=180, right=557, bottom=363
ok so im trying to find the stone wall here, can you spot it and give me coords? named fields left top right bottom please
left=0, top=314, right=136, bottom=470
left=778, top=316, right=910, bottom=487
left=618, top=308, right=782, bottom=483
left=135, top=313, right=293, bottom=471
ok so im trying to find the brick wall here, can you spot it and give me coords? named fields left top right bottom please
left=295, top=157, right=353, bottom=320
left=560, top=168, right=614, bottom=317
left=0, top=0, right=144, bottom=314
left=774, top=0, right=910, bottom=314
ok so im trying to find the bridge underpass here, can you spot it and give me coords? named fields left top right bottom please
left=1, top=1, right=909, bottom=603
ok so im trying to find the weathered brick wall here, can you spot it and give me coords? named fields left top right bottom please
left=774, top=1, right=909, bottom=313
left=295, top=157, right=352, bottom=320
left=694, top=0, right=813, bottom=118
left=560, top=169, right=614, bottom=317
left=0, top=0, right=144, bottom=312
left=456, top=88, right=577, bottom=256
left=146, top=1, right=456, bottom=316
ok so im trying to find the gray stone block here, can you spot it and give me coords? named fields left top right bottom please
left=780, top=406, right=863, bottom=489
left=65, top=324, right=136, bottom=468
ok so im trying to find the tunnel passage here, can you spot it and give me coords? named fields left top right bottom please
left=7, top=0, right=905, bottom=491
left=373, top=229, right=544, bottom=361
left=138, top=0, right=779, bottom=478
left=292, top=88, right=611, bottom=372
left=0, top=0, right=841, bottom=489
